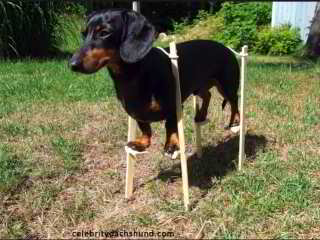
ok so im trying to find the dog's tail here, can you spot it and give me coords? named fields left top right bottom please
left=222, top=99, right=227, bottom=110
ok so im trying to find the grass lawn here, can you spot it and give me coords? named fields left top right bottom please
left=0, top=53, right=319, bottom=238
left=0, top=13, right=320, bottom=238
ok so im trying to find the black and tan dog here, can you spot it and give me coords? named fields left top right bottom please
left=70, top=9, right=240, bottom=157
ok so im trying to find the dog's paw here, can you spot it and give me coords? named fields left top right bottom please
left=194, top=114, right=207, bottom=123
left=125, top=146, right=147, bottom=156
left=230, top=125, right=240, bottom=133
left=164, top=144, right=180, bottom=159
left=127, top=141, right=148, bottom=152
left=224, top=122, right=239, bottom=130
left=195, top=119, right=209, bottom=126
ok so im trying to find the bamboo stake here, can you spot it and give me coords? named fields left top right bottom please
left=125, top=117, right=137, bottom=199
left=132, top=1, right=140, bottom=12
left=125, top=2, right=140, bottom=199
left=169, top=42, right=189, bottom=211
left=238, top=45, right=248, bottom=171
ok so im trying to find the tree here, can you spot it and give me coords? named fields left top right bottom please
left=306, top=2, right=320, bottom=58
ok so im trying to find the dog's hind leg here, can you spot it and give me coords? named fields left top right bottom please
left=228, top=97, right=240, bottom=128
left=194, top=90, right=211, bottom=123
left=216, top=81, right=240, bottom=128
left=164, top=116, right=180, bottom=156
left=127, top=121, right=152, bottom=152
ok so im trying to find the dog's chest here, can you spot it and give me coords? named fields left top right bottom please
left=112, top=78, right=167, bottom=122
left=122, top=92, right=166, bottom=122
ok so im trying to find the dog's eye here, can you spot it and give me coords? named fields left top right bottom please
left=98, top=29, right=112, bottom=39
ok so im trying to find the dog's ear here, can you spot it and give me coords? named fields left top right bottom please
left=120, top=10, right=155, bottom=63
left=86, top=11, right=98, bottom=22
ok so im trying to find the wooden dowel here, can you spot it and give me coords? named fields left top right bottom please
left=132, top=1, right=140, bottom=12
left=238, top=45, right=248, bottom=171
left=169, top=42, right=189, bottom=211
left=125, top=116, right=137, bottom=198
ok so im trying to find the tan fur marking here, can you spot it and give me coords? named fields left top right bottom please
left=166, top=131, right=179, bottom=146
left=83, top=48, right=117, bottom=71
left=128, top=134, right=151, bottom=151
left=95, top=26, right=102, bottom=32
left=148, top=97, right=161, bottom=112
left=136, top=134, right=151, bottom=147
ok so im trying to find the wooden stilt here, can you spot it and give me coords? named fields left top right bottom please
left=125, top=117, right=137, bottom=199
left=227, top=46, right=248, bottom=170
left=169, top=42, right=189, bottom=211
left=124, top=0, right=141, bottom=200
left=238, top=45, right=248, bottom=171
left=132, top=1, right=140, bottom=12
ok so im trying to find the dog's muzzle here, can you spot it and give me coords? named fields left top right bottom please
left=69, top=54, right=83, bottom=72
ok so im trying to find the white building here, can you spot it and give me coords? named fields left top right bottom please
left=272, top=2, right=318, bottom=43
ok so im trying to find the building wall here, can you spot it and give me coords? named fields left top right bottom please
left=272, top=2, right=317, bottom=43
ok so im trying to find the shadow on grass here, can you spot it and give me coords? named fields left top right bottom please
left=156, top=133, right=268, bottom=190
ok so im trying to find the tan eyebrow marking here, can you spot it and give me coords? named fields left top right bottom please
left=95, top=26, right=102, bottom=32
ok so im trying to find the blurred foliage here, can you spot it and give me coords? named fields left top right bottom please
left=0, top=0, right=67, bottom=58
left=214, top=2, right=272, bottom=50
left=255, top=25, right=302, bottom=55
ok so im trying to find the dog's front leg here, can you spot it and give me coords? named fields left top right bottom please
left=164, top=117, right=180, bottom=157
left=127, top=121, right=152, bottom=152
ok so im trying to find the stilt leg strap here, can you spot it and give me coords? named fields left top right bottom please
left=125, top=146, right=148, bottom=157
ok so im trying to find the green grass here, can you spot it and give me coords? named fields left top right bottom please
left=51, top=136, right=84, bottom=173
left=62, top=191, right=97, bottom=224
left=0, top=60, right=115, bottom=104
left=0, top=145, right=28, bottom=194
left=0, top=122, right=30, bottom=137
left=303, top=96, right=320, bottom=126
left=0, top=13, right=319, bottom=239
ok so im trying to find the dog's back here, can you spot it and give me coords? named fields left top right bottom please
left=148, top=40, right=240, bottom=102
left=177, top=40, right=239, bottom=99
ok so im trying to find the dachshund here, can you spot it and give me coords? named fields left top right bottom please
left=69, top=9, right=240, bottom=157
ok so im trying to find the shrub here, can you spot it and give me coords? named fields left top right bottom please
left=171, top=10, right=215, bottom=35
left=62, top=2, right=87, bottom=15
left=0, top=0, right=65, bottom=58
left=220, top=2, right=272, bottom=27
left=54, top=3, right=86, bottom=53
left=215, top=20, right=259, bottom=51
left=255, top=25, right=302, bottom=55
left=215, top=2, right=272, bottom=50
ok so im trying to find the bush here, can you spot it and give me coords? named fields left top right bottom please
left=255, top=25, right=302, bottom=55
left=170, top=10, right=213, bottom=35
left=215, top=2, right=272, bottom=50
left=54, top=2, right=86, bottom=54
left=220, top=2, right=271, bottom=27
left=62, top=2, right=87, bottom=15
left=54, top=14, right=85, bottom=53
left=216, top=20, right=259, bottom=51
left=0, top=0, right=65, bottom=58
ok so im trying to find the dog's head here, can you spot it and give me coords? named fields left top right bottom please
left=69, top=9, right=155, bottom=74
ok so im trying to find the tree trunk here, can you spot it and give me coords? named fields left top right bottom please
left=306, top=2, right=320, bottom=58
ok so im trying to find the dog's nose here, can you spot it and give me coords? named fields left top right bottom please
left=69, top=58, right=82, bottom=72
